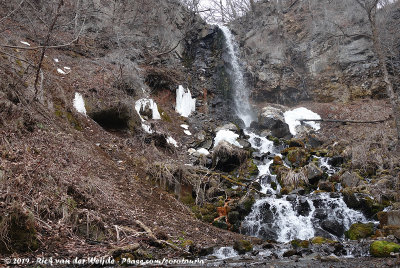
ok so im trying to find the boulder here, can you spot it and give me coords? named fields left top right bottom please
left=345, top=222, right=374, bottom=240
left=212, top=141, right=248, bottom=172
left=370, top=241, right=400, bottom=257
left=257, top=105, right=291, bottom=138
left=340, top=171, right=362, bottom=188
left=233, top=240, right=253, bottom=255
left=305, top=163, right=324, bottom=185
left=318, top=181, right=335, bottom=192
left=321, top=219, right=345, bottom=237
left=215, top=123, right=239, bottom=133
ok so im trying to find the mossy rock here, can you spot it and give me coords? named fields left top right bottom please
left=273, top=155, right=283, bottom=165
left=370, top=240, right=400, bottom=257
left=287, top=148, right=310, bottom=167
left=267, top=136, right=280, bottom=145
left=345, top=222, right=374, bottom=240
left=227, top=211, right=240, bottom=225
left=311, top=236, right=337, bottom=245
left=233, top=240, right=253, bottom=254
left=212, top=217, right=228, bottom=230
left=291, top=239, right=310, bottom=248
left=0, top=206, right=39, bottom=254
left=158, top=107, right=172, bottom=122
left=288, top=139, right=304, bottom=148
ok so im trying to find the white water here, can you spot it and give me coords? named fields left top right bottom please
left=213, top=247, right=239, bottom=259
left=219, top=26, right=255, bottom=127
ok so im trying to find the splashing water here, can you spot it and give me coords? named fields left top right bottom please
left=219, top=26, right=255, bottom=127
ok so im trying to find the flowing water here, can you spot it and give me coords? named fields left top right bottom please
left=219, top=25, right=369, bottom=243
left=220, top=25, right=256, bottom=127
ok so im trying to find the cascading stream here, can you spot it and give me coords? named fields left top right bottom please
left=219, top=26, right=255, bottom=127
left=219, top=25, right=369, bottom=243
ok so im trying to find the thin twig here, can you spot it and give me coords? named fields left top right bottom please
left=299, top=118, right=389, bottom=124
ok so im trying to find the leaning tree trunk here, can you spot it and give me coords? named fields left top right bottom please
left=369, top=14, right=400, bottom=142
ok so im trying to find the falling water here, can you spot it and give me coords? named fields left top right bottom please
left=219, top=25, right=255, bottom=127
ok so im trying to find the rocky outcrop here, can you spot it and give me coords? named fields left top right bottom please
left=252, top=104, right=291, bottom=138
left=230, top=0, right=400, bottom=105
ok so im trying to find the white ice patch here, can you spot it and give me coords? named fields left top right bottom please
left=180, top=124, right=189, bottom=130
left=214, top=129, right=242, bottom=148
left=175, top=85, right=196, bottom=117
left=284, top=107, right=321, bottom=135
left=184, top=130, right=192, bottom=136
left=134, top=98, right=161, bottom=121
left=57, top=68, right=67, bottom=75
left=73, top=92, right=86, bottom=115
left=197, top=148, right=210, bottom=156
left=141, top=123, right=153, bottom=134
left=20, top=41, right=30, bottom=46
left=54, top=58, right=59, bottom=62
left=63, top=66, right=71, bottom=70
left=167, top=136, right=179, bottom=147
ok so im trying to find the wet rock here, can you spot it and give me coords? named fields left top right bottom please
left=238, top=139, right=251, bottom=149
left=320, top=255, right=340, bottom=262
left=340, top=171, right=362, bottom=188
left=328, top=156, right=344, bottom=167
left=297, top=198, right=311, bottom=216
left=311, top=236, right=337, bottom=245
left=233, top=240, right=253, bottom=254
left=318, top=181, right=335, bottom=192
left=283, top=249, right=297, bottom=257
left=370, top=240, right=400, bottom=257
left=257, top=105, right=291, bottom=138
left=345, top=222, right=374, bottom=240
left=321, top=219, right=345, bottom=237
left=291, top=239, right=310, bottom=249
left=342, top=190, right=384, bottom=218
left=215, top=123, right=239, bottom=133
left=305, top=163, right=324, bottom=185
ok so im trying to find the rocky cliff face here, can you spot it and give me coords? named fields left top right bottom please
left=230, top=0, right=400, bottom=105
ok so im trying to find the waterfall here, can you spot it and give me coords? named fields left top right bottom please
left=217, top=25, right=369, bottom=245
left=219, top=25, right=255, bottom=127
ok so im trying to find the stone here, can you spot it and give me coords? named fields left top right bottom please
left=305, top=163, right=324, bottom=185
left=386, top=210, right=400, bottom=226
left=233, top=240, right=253, bottom=254
left=318, top=181, right=335, bottom=192
left=370, top=241, right=400, bottom=257
left=283, top=249, right=297, bottom=257
left=286, top=148, right=310, bottom=167
left=257, top=105, right=292, bottom=138
left=340, top=171, right=362, bottom=188
left=212, top=141, right=248, bottom=172
left=321, top=219, right=345, bottom=237
left=215, top=123, right=239, bottom=133
left=345, top=222, right=374, bottom=240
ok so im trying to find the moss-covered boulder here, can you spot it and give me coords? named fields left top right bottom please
left=212, top=217, right=228, bottom=230
left=233, top=239, right=253, bottom=254
left=345, top=222, right=374, bottom=240
left=291, top=239, right=310, bottom=249
left=370, top=240, right=400, bottom=257
left=311, top=236, right=337, bottom=245
left=286, top=148, right=310, bottom=167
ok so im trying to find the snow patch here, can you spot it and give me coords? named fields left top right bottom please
left=184, top=130, right=192, bottom=136
left=167, top=136, right=179, bottom=147
left=134, top=98, right=161, bottom=121
left=197, top=148, right=210, bottom=156
left=57, top=68, right=67, bottom=75
left=73, top=93, right=86, bottom=115
left=284, top=107, right=321, bottom=135
left=214, top=129, right=242, bottom=148
left=175, top=85, right=195, bottom=117
left=180, top=124, right=189, bottom=130
left=54, top=58, right=59, bottom=62
left=20, top=41, right=30, bottom=46
left=63, top=66, right=71, bottom=70
left=141, top=123, right=153, bottom=134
